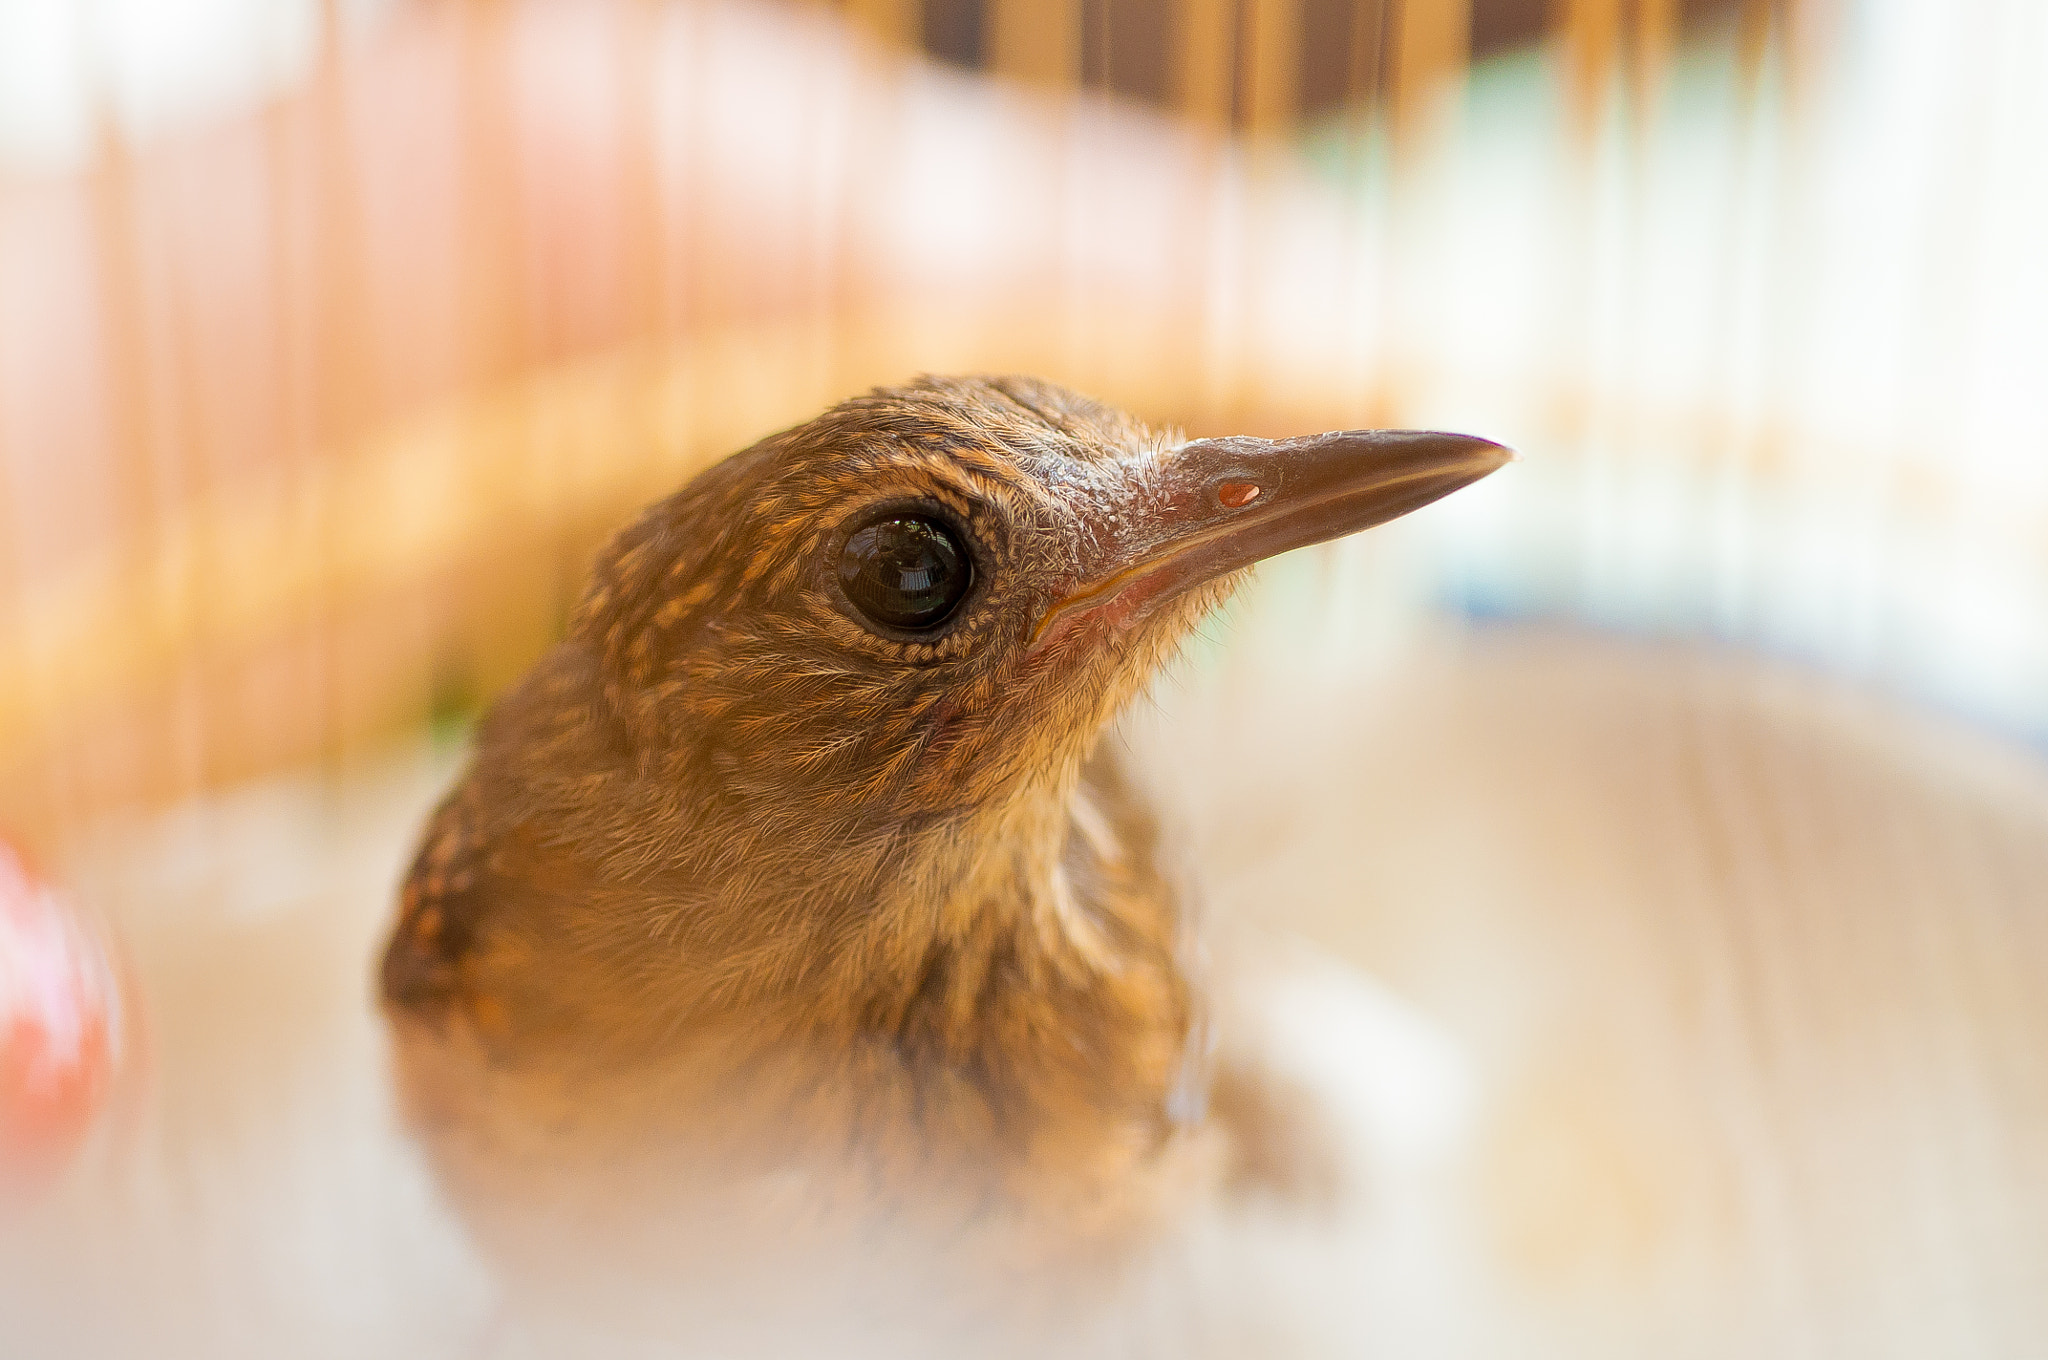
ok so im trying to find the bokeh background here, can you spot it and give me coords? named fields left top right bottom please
left=6, top=0, right=2046, bottom=838
left=3, top=0, right=2047, bottom=1355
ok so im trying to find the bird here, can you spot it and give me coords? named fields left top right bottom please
left=377, top=374, right=1510, bottom=1356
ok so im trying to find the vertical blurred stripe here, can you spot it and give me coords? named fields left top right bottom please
left=80, top=103, right=162, bottom=828
left=1736, top=0, right=1775, bottom=93
left=1345, top=0, right=1390, bottom=109
left=309, top=0, right=370, bottom=774
left=5, top=0, right=2046, bottom=850
left=991, top=0, right=1082, bottom=85
left=842, top=0, right=922, bottom=46
left=1632, top=0, right=1678, bottom=114
left=1389, top=0, right=1469, bottom=149
left=1172, top=0, right=1235, bottom=127
left=1242, top=0, right=1301, bottom=136
left=1554, top=0, right=1620, bottom=135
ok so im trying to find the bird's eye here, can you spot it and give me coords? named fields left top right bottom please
left=837, top=513, right=973, bottom=632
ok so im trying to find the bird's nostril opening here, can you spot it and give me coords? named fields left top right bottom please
left=1216, top=480, right=1261, bottom=509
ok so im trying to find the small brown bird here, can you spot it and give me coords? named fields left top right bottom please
left=380, top=375, right=1509, bottom=1356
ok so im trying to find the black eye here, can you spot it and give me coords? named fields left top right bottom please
left=837, top=514, right=973, bottom=632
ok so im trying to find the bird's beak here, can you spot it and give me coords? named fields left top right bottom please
left=1031, top=429, right=1514, bottom=651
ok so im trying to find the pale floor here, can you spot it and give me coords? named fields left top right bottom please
left=5, top=624, right=2046, bottom=1357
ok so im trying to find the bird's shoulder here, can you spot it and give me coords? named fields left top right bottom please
left=378, top=647, right=614, bottom=1029
left=376, top=659, right=581, bottom=1020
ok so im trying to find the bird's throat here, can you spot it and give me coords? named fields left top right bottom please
left=836, top=747, right=1199, bottom=1171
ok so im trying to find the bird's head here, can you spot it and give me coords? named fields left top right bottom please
left=572, top=375, right=1508, bottom=858
left=392, top=376, right=1507, bottom=1048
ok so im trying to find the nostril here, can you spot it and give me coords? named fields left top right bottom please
left=1216, top=480, right=1261, bottom=509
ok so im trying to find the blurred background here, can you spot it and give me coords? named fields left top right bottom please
left=3, top=0, right=2048, bottom=1355
left=4, top=0, right=2048, bottom=839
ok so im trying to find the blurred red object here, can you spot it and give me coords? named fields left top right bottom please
left=0, top=842, right=121, bottom=1194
